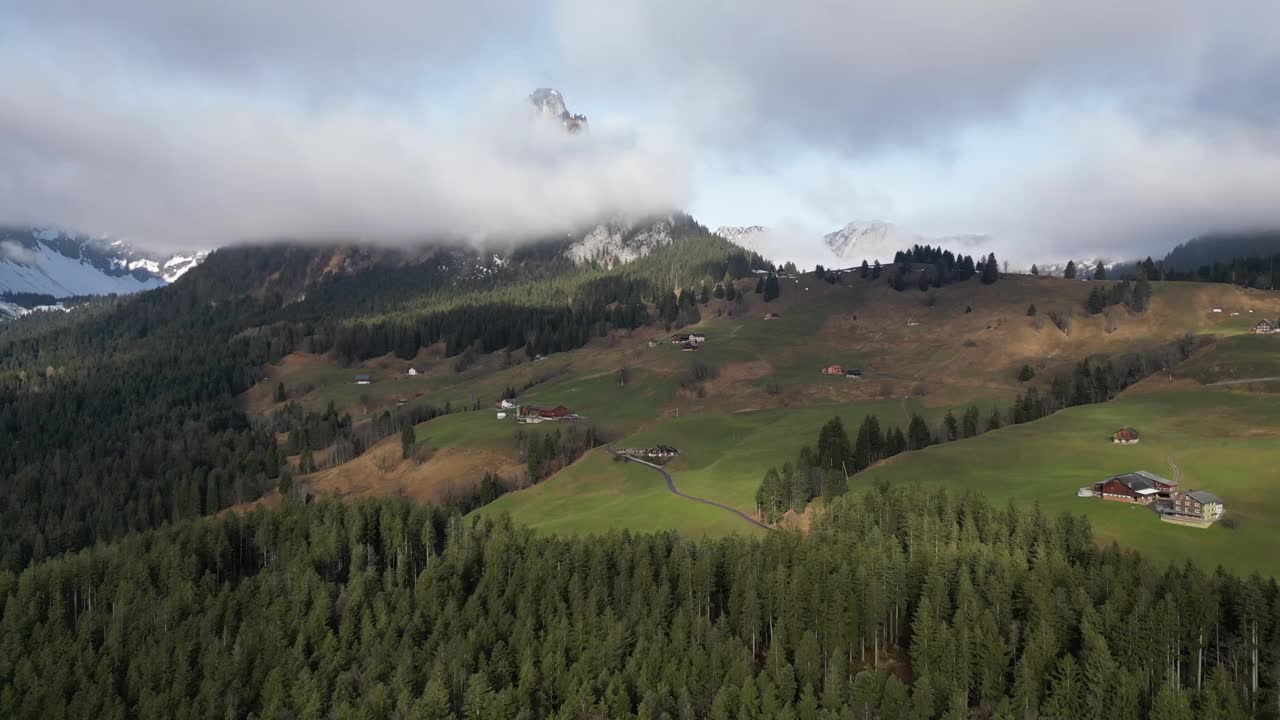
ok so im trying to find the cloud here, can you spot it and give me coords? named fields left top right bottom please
left=550, top=1, right=1280, bottom=261
left=0, top=62, right=688, bottom=251
left=551, top=0, right=1280, bottom=150
left=4, top=0, right=1280, bottom=260
left=0, top=240, right=38, bottom=266
left=920, top=111, right=1280, bottom=262
left=2, top=0, right=536, bottom=94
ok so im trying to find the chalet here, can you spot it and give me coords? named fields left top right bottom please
left=1164, top=490, right=1225, bottom=523
left=497, top=398, right=516, bottom=410
left=647, top=339, right=661, bottom=348
left=1250, top=319, right=1277, bottom=334
left=763, top=312, right=781, bottom=320
left=680, top=341, right=701, bottom=352
left=821, top=364, right=844, bottom=376
left=407, top=367, right=419, bottom=376
left=845, top=368, right=864, bottom=379
left=1131, top=470, right=1178, bottom=497
left=354, top=374, right=371, bottom=385
left=517, top=404, right=572, bottom=423
left=671, top=333, right=707, bottom=344
left=1112, top=427, right=1140, bottom=445
left=1093, top=473, right=1159, bottom=504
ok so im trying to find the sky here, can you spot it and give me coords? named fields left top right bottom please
left=2, top=1, right=1279, bottom=264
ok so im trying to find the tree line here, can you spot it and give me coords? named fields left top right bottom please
left=0, top=486, right=1274, bottom=719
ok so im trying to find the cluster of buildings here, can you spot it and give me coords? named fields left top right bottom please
left=650, top=332, right=708, bottom=351
left=820, top=364, right=863, bottom=378
left=616, top=445, right=679, bottom=461
left=352, top=366, right=423, bottom=385
left=1079, top=427, right=1226, bottom=526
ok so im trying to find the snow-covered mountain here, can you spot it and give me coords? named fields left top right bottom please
left=1034, top=258, right=1110, bottom=279
left=824, top=222, right=988, bottom=263
left=566, top=217, right=677, bottom=268
left=0, top=299, right=72, bottom=321
left=0, top=227, right=208, bottom=297
left=822, top=222, right=912, bottom=262
left=713, top=225, right=770, bottom=254
left=530, top=88, right=588, bottom=133
left=716, top=221, right=988, bottom=267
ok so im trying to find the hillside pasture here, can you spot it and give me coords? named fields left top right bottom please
left=854, top=387, right=1280, bottom=577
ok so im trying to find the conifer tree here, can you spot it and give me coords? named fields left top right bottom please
left=401, top=425, right=415, bottom=459
left=907, top=414, right=933, bottom=450
left=961, top=405, right=980, bottom=438
left=1064, top=260, right=1077, bottom=279
left=764, top=275, right=781, bottom=302
left=981, top=253, right=1000, bottom=285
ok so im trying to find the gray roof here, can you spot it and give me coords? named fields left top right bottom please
left=1133, top=470, right=1174, bottom=486
left=1107, top=473, right=1156, bottom=494
left=1187, top=490, right=1223, bottom=505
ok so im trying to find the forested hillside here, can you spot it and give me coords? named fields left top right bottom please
left=0, top=223, right=761, bottom=571
left=1, top=486, right=1273, bottom=719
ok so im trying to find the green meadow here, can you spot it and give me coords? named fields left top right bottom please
left=856, top=387, right=1280, bottom=577
left=476, top=449, right=767, bottom=537
left=475, top=394, right=1000, bottom=535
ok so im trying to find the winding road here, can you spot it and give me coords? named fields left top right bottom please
left=610, top=449, right=772, bottom=531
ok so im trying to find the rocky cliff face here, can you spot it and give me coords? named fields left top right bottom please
left=530, top=88, right=588, bottom=133
left=565, top=218, right=677, bottom=268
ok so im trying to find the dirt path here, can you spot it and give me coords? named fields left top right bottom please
left=610, top=448, right=771, bottom=531
left=1209, top=376, right=1280, bottom=386
left=1167, top=456, right=1181, bottom=485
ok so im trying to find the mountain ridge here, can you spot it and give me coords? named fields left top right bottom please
left=0, top=227, right=207, bottom=298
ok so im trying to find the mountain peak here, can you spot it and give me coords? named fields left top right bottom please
left=530, top=87, right=588, bottom=133
left=822, top=221, right=904, bottom=261
left=0, top=227, right=207, bottom=298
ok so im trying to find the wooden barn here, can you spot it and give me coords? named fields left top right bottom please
left=1093, top=473, right=1159, bottom=504
left=518, top=405, right=572, bottom=422
left=1112, top=427, right=1140, bottom=444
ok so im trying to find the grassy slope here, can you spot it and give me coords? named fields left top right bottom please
left=855, top=384, right=1280, bottom=577
left=1176, top=333, right=1280, bottom=383
left=239, top=266, right=1280, bottom=574
left=477, top=449, right=767, bottom=537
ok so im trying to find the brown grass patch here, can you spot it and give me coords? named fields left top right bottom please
left=232, top=432, right=523, bottom=515
left=304, top=435, right=523, bottom=504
